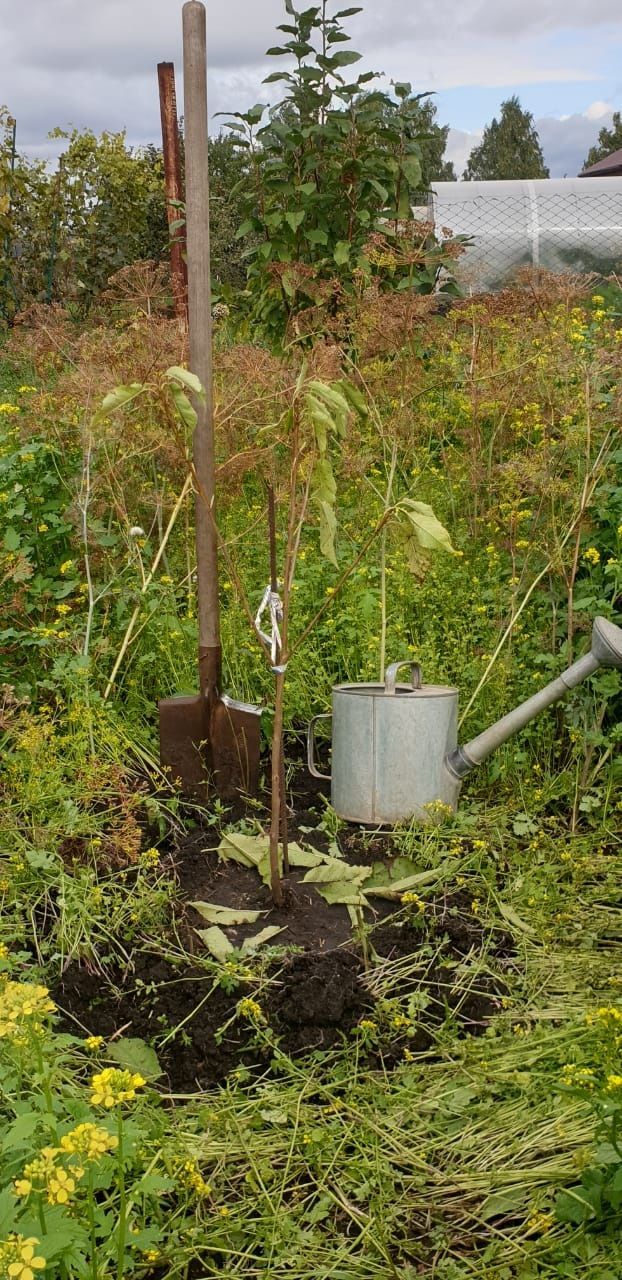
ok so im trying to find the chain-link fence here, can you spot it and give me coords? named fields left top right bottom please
left=428, top=177, right=622, bottom=292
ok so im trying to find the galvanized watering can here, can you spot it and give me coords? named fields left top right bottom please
left=307, top=616, right=622, bottom=824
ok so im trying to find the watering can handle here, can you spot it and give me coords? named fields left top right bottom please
left=307, top=713, right=332, bottom=781
left=385, top=662, right=423, bottom=695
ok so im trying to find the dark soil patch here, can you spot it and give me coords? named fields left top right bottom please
left=54, top=948, right=373, bottom=1092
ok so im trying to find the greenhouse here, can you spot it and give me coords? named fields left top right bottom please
left=429, top=175, right=622, bottom=290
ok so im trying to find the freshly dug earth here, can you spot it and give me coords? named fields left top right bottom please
left=55, top=749, right=513, bottom=1091
left=54, top=890, right=511, bottom=1091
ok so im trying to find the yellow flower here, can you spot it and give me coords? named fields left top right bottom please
left=90, top=1067, right=145, bottom=1108
left=471, top=899, right=482, bottom=915
left=55, top=603, right=71, bottom=615
left=37, top=524, right=49, bottom=533
left=0, top=943, right=8, bottom=959
left=59, top=560, right=73, bottom=575
left=582, top=546, right=600, bottom=565
left=59, top=1122, right=117, bottom=1160
left=0, top=981, right=55, bottom=1040
left=526, top=1211, right=553, bottom=1234
left=140, top=847, right=160, bottom=868
left=0, top=403, right=19, bottom=414
left=17, top=386, right=37, bottom=394
left=0, top=1235, right=46, bottom=1280
left=606, top=1074, right=622, bottom=1091
left=175, top=1158, right=211, bottom=1197
left=401, top=892, right=426, bottom=911
left=83, top=1035, right=104, bottom=1052
left=237, top=997, right=265, bottom=1024
left=46, top=1168, right=75, bottom=1205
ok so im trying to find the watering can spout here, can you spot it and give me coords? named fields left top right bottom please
left=445, top=616, right=622, bottom=783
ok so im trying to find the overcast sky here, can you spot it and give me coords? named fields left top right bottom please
left=2, top=0, right=621, bottom=177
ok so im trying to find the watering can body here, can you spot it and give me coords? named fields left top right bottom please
left=308, top=663, right=461, bottom=824
left=308, top=617, right=622, bottom=825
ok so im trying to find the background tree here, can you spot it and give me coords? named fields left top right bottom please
left=582, top=112, right=622, bottom=170
left=463, top=96, right=549, bottom=181
left=359, top=89, right=455, bottom=190
left=224, top=0, right=459, bottom=343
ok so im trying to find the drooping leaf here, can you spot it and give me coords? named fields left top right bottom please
left=96, top=382, right=144, bottom=422
left=398, top=500, right=454, bottom=554
left=316, top=881, right=368, bottom=905
left=318, top=499, right=338, bottom=566
left=165, top=366, right=205, bottom=400
left=190, top=901, right=264, bottom=926
left=169, top=384, right=197, bottom=433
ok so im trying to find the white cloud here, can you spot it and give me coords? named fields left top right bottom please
left=584, top=99, right=613, bottom=120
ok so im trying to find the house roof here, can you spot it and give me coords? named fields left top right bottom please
left=579, top=147, right=622, bottom=177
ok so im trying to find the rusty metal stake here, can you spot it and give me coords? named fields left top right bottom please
left=157, top=61, right=188, bottom=324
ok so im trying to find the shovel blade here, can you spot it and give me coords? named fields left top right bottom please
left=158, top=694, right=210, bottom=798
left=158, top=693, right=261, bottom=800
left=211, top=695, right=262, bottom=800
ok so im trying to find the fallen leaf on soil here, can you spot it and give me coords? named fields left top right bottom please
left=195, top=926, right=234, bottom=960
left=190, top=901, right=264, bottom=925
left=241, top=926, right=285, bottom=952
left=316, top=881, right=368, bottom=906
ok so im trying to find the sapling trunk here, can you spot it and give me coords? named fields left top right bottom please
left=269, top=669, right=286, bottom=907
left=268, top=484, right=287, bottom=902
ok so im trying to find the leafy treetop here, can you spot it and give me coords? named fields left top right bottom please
left=463, top=96, right=549, bottom=181
left=582, top=112, right=622, bottom=172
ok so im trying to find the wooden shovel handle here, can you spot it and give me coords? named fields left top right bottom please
left=183, top=1, right=221, bottom=696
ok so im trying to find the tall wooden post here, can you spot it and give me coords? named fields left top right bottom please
left=157, top=61, right=188, bottom=324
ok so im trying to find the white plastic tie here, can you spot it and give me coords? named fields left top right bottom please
left=255, top=583, right=285, bottom=669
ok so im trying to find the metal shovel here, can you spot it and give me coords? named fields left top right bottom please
left=158, top=0, right=261, bottom=800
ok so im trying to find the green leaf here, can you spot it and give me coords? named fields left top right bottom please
left=303, top=860, right=371, bottom=885
left=285, top=210, right=306, bottom=232
left=401, top=153, right=422, bottom=188
left=235, top=219, right=256, bottom=239
left=317, top=880, right=368, bottom=905
left=190, top=902, right=264, bottom=926
left=306, top=229, right=329, bottom=245
left=108, top=1037, right=163, bottom=1080
left=334, top=240, right=351, bottom=266
left=398, top=500, right=454, bottom=554
left=318, top=499, right=338, bottom=566
left=218, top=832, right=269, bottom=867
left=331, top=49, right=363, bottom=66
left=195, top=926, right=235, bottom=960
left=555, top=1184, right=600, bottom=1225
left=165, top=366, right=205, bottom=400
left=3, top=526, right=20, bottom=552
left=480, top=1188, right=528, bottom=1221
left=96, top=382, right=144, bottom=422
left=169, top=384, right=197, bottom=433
